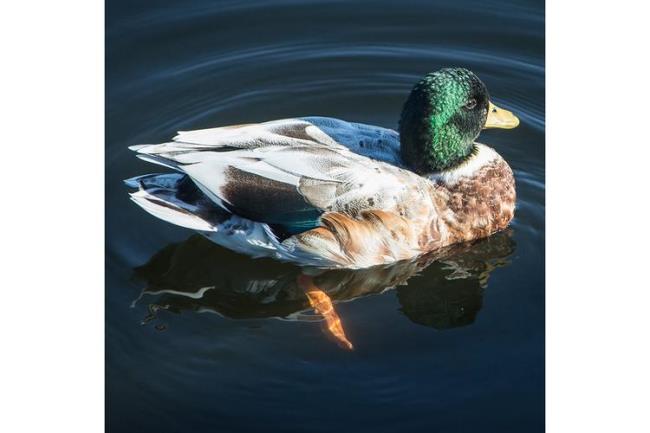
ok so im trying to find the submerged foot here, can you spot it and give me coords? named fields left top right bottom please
left=297, top=274, right=354, bottom=350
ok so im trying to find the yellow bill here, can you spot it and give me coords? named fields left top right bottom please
left=484, top=101, right=520, bottom=129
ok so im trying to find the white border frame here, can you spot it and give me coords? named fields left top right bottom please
left=3, top=0, right=650, bottom=432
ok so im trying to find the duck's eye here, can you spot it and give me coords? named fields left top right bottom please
left=464, top=98, right=477, bottom=110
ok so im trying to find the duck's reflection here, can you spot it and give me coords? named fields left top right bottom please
left=133, top=230, right=516, bottom=349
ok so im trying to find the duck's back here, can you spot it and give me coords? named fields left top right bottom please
left=297, top=116, right=402, bottom=166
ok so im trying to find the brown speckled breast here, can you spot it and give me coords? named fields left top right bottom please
left=431, top=157, right=516, bottom=246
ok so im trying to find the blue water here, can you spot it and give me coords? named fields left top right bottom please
left=106, top=1, right=544, bottom=432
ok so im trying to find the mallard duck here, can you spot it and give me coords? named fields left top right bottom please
left=126, top=67, right=519, bottom=269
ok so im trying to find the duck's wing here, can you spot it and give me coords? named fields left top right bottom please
left=130, top=118, right=420, bottom=236
left=132, top=117, right=402, bottom=165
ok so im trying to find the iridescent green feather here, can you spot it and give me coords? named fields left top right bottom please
left=399, top=68, right=489, bottom=173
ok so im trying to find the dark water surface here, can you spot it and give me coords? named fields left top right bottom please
left=106, top=1, right=544, bottom=432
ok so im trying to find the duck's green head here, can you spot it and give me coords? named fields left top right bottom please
left=399, top=68, right=519, bottom=174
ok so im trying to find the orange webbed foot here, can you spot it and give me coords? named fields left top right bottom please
left=297, top=274, right=354, bottom=350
